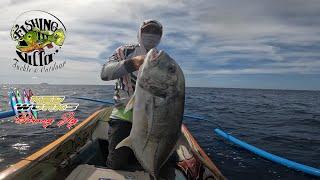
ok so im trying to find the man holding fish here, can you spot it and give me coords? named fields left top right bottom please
left=101, top=19, right=185, bottom=178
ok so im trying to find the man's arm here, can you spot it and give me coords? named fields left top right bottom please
left=100, top=47, right=144, bottom=81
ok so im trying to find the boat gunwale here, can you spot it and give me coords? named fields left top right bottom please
left=181, top=124, right=226, bottom=180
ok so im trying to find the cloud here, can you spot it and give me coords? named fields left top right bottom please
left=0, top=0, right=319, bottom=89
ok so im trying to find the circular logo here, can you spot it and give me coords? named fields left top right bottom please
left=10, top=10, right=67, bottom=73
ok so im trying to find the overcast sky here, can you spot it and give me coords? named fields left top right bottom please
left=1, top=0, right=320, bottom=90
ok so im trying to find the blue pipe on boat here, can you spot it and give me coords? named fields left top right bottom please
left=0, top=110, right=15, bottom=119
left=214, top=128, right=320, bottom=177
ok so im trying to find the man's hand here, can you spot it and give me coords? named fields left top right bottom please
left=131, top=55, right=145, bottom=70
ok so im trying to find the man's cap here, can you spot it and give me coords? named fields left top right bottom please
left=141, top=19, right=163, bottom=35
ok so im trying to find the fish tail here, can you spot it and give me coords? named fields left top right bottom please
left=52, top=29, right=65, bottom=46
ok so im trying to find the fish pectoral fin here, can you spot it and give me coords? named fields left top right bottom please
left=124, top=94, right=135, bottom=113
left=115, top=136, right=132, bottom=150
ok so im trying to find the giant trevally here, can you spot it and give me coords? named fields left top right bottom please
left=116, top=48, right=185, bottom=179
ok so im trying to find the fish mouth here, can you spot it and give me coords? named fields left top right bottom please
left=149, top=49, right=163, bottom=62
left=18, top=40, right=28, bottom=47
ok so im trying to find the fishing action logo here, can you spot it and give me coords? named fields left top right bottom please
left=10, top=10, right=67, bottom=73
left=8, top=89, right=79, bottom=129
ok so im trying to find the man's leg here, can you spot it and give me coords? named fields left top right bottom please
left=106, top=118, right=133, bottom=170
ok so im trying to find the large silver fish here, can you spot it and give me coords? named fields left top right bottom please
left=116, top=48, right=185, bottom=178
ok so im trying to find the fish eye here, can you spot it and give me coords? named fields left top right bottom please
left=28, top=35, right=31, bottom=38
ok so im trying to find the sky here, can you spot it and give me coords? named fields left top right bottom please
left=0, top=0, right=320, bottom=90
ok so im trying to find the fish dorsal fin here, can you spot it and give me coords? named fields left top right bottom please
left=124, top=93, right=135, bottom=113
left=115, top=136, right=132, bottom=150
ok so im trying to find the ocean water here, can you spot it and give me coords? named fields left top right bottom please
left=0, top=85, right=319, bottom=180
